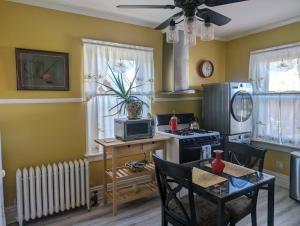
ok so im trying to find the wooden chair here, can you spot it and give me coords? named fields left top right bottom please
left=223, top=141, right=267, bottom=226
left=153, top=154, right=230, bottom=226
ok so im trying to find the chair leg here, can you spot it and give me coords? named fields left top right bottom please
left=161, top=212, right=168, bottom=226
left=251, top=209, right=258, bottom=226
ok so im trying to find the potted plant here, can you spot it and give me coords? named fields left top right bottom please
left=97, top=65, right=149, bottom=119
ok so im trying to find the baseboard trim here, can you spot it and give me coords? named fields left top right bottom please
left=5, top=175, right=151, bottom=224
left=264, top=169, right=289, bottom=189
left=5, top=205, right=17, bottom=225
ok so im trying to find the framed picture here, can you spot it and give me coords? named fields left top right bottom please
left=15, top=48, right=69, bottom=90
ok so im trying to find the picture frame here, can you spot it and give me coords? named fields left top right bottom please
left=15, top=48, right=69, bottom=91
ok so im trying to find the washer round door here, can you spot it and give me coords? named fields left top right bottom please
left=231, top=91, right=253, bottom=122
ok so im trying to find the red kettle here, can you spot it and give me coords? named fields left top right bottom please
left=169, top=112, right=178, bottom=132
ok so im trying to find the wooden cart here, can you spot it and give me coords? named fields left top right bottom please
left=95, top=134, right=170, bottom=215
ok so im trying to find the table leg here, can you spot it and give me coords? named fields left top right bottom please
left=149, top=151, right=153, bottom=163
left=217, top=200, right=225, bottom=226
left=268, top=180, right=275, bottom=226
left=103, top=149, right=107, bottom=206
left=163, top=142, right=167, bottom=160
left=112, top=149, right=117, bottom=216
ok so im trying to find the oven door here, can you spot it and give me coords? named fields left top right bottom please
left=180, top=143, right=222, bottom=164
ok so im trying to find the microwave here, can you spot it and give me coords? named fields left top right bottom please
left=114, top=118, right=155, bottom=141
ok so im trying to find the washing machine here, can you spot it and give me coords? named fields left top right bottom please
left=202, top=82, right=253, bottom=136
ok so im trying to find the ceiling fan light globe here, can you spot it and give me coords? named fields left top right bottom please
left=166, top=28, right=179, bottom=43
left=200, top=22, right=214, bottom=41
left=184, top=16, right=197, bottom=35
left=184, top=32, right=197, bottom=46
left=184, top=16, right=197, bottom=46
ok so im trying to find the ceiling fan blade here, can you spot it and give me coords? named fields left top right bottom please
left=204, top=0, right=247, bottom=7
left=117, top=5, right=175, bottom=9
left=155, top=11, right=184, bottom=30
left=197, top=8, right=231, bottom=26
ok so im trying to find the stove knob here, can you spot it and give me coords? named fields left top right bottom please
left=182, top=139, right=188, bottom=144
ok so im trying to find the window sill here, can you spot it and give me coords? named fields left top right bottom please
left=251, top=138, right=300, bottom=154
left=84, top=152, right=105, bottom=162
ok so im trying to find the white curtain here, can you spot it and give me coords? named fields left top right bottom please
left=83, top=39, right=154, bottom=154
left=249, top=44, right=300, bottom=147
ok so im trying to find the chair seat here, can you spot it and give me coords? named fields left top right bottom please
left=169, top=195, right=230, bottom=226
left=225, top=195, right=252, bottom=223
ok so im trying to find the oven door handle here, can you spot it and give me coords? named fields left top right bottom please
left=184, top=146, right=203, bottom=151
left=184, top=143, right=220, bottom=151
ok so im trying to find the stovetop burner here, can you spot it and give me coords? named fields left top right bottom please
left=164, top=128, right=210, bottom=136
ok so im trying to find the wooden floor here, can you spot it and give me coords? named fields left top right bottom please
left=13, top=186, right=300, bottom=226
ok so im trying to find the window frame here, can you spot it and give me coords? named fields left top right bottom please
left=83, top=39, right=154, bottom=158
left=250, top=42, right=300, bottom=150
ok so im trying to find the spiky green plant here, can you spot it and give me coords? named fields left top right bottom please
left=96, top=65, right=149, bottom=116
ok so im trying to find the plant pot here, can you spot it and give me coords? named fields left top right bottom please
left=211, top=150, right=225, bottom=175
left=127, top=101, right=142, bottom=119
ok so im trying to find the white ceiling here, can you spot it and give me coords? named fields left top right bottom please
left=10, top=0, right=300, bottom=41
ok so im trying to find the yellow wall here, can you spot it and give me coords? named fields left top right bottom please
left=152, top=100, right=202, bottom=119
left=225, top=22, right=300, bottom=175
left=190, top=40, right=226, bottom=87
left=264, top=149, right=290, bottom=175
left=0, top=103, right=85, bottom=206
left=0, top=1, right=225, bottom=207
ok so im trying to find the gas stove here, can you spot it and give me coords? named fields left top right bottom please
left=156, top=113, right=222, bottom=164
left=160, top=128, right=219, bottom=139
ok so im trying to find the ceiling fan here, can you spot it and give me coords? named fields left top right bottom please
left=117, top=0, right=247, bottom=45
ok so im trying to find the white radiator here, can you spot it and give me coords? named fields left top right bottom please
left=16, top=159, right=90, bottom=225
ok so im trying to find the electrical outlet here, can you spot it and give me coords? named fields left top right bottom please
left=276, top=160, right=284, bottom=169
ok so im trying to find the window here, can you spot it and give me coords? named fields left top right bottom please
left=249, top=43, right=300, bottom=148
left=83, top=39, right=154, bottom=155
left=269, top=59, right=300, bottom=92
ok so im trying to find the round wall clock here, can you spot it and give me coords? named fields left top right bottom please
left=197, top=60, right=214, bottom=78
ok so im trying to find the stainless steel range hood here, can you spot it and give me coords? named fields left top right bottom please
left=161, top=30, right=199, bottom=95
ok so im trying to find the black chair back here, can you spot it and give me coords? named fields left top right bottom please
left=224, top=142, right=267, bottom=172
left=224, top=142, right=268, bottom=225
left=153, top=154, right=197, bottom=226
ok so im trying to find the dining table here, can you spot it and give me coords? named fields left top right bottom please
left=183, top=159, right=276, bottom=226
